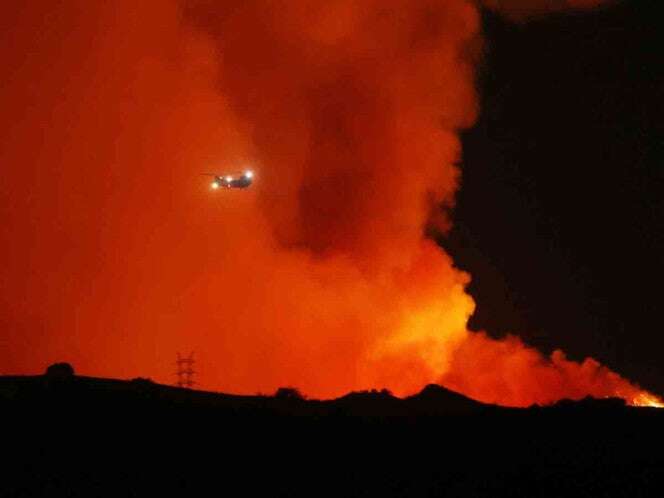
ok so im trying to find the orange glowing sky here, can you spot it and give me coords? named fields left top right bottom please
left=1, top=0, right=658, bottom=407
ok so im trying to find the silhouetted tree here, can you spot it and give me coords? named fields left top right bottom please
left=44, top=362, right=75, bottom=379
left=275, top=387, right=305, bottom=400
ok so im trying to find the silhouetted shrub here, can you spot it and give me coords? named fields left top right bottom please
left=130, top=377, right=158, bottom=399
left=275, top=387, right=305, bottom=400
left=553, top=396, right=627, bottom=410
left=131, top=377, right=155, bottom=386
left=45, top=362, right=75, bottom=379
left=131, top=377, right=156, bottom=390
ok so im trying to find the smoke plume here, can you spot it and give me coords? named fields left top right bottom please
left=0, top=0, right=657, bottom=407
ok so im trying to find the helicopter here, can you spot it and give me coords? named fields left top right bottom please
left=202, top=170, right=254, bottom=190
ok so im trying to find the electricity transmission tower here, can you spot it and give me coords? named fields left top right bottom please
left=175, top=352, right=195, bottom=388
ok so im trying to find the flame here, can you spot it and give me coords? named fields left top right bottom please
left=630, top=393, right=664, bottom=409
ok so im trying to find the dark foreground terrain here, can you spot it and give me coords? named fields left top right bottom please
left=2, top=370, right=663, bottom=497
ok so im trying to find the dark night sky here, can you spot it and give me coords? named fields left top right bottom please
left=450, top=0, right=664, bottom=393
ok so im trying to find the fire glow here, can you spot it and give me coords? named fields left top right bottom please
left=1, top=0, right=661, bottom=408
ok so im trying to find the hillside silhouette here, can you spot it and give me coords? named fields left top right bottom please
left=1, top=366, right=494, bottom=416
left=3, top=365, right=664, bottom=498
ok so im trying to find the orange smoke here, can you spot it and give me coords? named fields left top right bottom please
left=441, top=332, right=662, bottom=407
left=0, top=0, right=659, bottom=407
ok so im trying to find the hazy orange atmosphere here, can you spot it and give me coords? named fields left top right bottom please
left=1, top=0, right=658, bottom=407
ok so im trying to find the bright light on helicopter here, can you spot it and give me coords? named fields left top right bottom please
left=245, top=170, right=254, bottom=179
left=225, top=175, right=232, bottom=182
left=211, top=181, right=219, bottom=189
